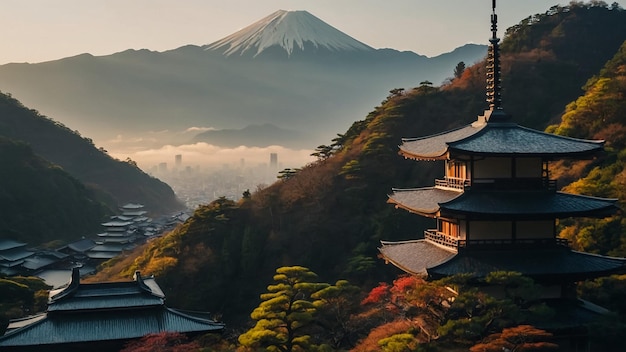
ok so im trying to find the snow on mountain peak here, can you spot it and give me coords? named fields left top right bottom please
left=205, top=10, right=374, bottom=57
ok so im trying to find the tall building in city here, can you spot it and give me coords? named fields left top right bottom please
left=175, top=154, right=182, bottom=167
left=270, top=153, right=278, bottom=169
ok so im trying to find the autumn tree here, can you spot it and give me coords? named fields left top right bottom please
left=237, top=266, right=330, bottom=352
left=454, top=61, right=466, bottom=79
left=120, top=332, right=201, bottom=352
left=469, top=325, right=558, bottom=352
left=311, top=279, right=363, bottom=349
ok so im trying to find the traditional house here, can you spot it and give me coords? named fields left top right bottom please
left=0, top=268, right=224, bottom=351
left=378, top=3, right=625, bottom=298
left=0, top=239, right=34, bottom=276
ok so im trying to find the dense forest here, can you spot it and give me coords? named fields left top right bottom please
left=0, top=92, right=184, bottom=224
left=3, top=2, right=626, bottom=351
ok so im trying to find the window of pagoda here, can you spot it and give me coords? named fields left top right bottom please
left=443, top=159, right=469, bottom=189
left=438, top=218, right=460, bottom=238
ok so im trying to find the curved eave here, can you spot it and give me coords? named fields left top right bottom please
left=427, top=248, right=626, bottom=281
left=398, top=122, right=486, bottom=161
left=447, top=124, right=605, bottom=157
left=439, top=191, right=618, bottom=218
left=388, top=187, right=463, bottom=218
left=379, top=240, right=457, bottom=276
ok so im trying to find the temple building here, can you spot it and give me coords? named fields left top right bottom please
left=0, top=268, right=224, bottom=351
left=378, top=3, right=625, bottom=297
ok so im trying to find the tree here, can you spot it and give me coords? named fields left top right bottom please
left=469, top=325, right=558, bottom=352
left=119, top=332, right=201, bottom=352
left=311, top=280, right=363, bottom=348
left=454, top=61, right=466, bottom=79
left=238, top=266, right=330, bottom=352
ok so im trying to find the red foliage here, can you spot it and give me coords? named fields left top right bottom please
left=352, top=320, right=416, bottom=352
left=361, top=283, right=390, bottom=305
left=390, top=275, right=419, bottom=294
left=120, top=332, right=201, bottom=352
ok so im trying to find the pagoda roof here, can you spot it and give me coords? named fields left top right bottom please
left=389, top=187, right=618, bottom=219
left=440, top=191, right=618, bottom=218
left=428, top=247, right=626, bottom=281
left=379, top=241, right=626, bottom=281
left=379, top=240, right=456, bottom=276
left=388, top=187, right=462, bottom=217
left=399, top=116, right=603, bottom=160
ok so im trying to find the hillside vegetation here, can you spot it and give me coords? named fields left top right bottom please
left=91, top=2, right=626, bottom=345
left=0, top=92, right=183, bottom=215
left=0, top=137, right=107, bottom=245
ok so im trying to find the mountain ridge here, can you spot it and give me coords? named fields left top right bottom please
left=0, top=10, right=487, bottom=153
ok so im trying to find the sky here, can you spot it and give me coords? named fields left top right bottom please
left=2, top=0, right=623, bottom=65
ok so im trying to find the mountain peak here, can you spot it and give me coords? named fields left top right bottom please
left=204, top=9, right=374, bottom=58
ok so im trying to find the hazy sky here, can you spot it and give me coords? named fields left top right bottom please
left=2, top=0, right=622, bottom=65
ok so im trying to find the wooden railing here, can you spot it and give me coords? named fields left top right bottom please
left=424, top=229, right=569, bottom=250
left=435, top=177, right=470, bottom=191
left=434, top=177, right=557, bottom=191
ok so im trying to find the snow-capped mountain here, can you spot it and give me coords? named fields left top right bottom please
left=204, top=9, right=374, bottom=58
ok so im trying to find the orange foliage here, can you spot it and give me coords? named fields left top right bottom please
left=470, top=325, right=558, bottom=352
left=351, top=320, right=416, bottom=352
left=120, top=332, right=201, bottom=352
left=361, top=283, right=390, bottom=305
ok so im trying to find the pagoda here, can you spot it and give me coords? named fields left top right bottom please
left=378, top=2, right=625, bottom=296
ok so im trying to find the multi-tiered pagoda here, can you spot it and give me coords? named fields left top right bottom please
left=379, top=3, right=625, bottom=295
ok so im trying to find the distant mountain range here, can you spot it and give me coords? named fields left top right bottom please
left=0, top=10, right=487, bottom=151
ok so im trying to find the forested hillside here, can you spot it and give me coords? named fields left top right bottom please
left=90, top=2, right=626, bottom=349
left=0, top=92, right=183, bottom=214
left=0, top=137, right=107, bottom=245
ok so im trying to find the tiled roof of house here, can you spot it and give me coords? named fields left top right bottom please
left=0, top=268, right=224, bottom=348
left=0, top=239, right=27, bottom=251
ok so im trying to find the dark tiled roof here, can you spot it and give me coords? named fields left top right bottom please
left=0, top=269, right=223, bottom=347
left=0, top=307, right=224, bottom=347
left=378, top=240, right=457, bottom=276
left=86, top=251, right=119, bottom=259
left=67, top=238, right=96, bottom=253
left=0, top=239, right=27, bottom=251
left=398, top=118, right=603, bottom=160
left=428, top=247, right=626, bottom=280
left=0, top=247, right=34, bottom=262
left=440, top=191, right=618, bottom=218
left=388, top=187, right=462, bottom=217
left=449, top=124, right=604, bottom=156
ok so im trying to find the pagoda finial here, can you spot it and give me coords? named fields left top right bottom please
left=486, top=0, right=502, bottom=111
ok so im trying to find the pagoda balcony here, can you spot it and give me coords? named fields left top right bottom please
left=469, top=177, right=557, bottom=191
left=424, top=229, right=569, bottom=252
left=435, top=177, right=470, bottom=191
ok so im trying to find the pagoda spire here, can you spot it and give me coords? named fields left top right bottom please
left=486, top=0, right=501, bottom=110
left=484, top=0, right=509, bottom=122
